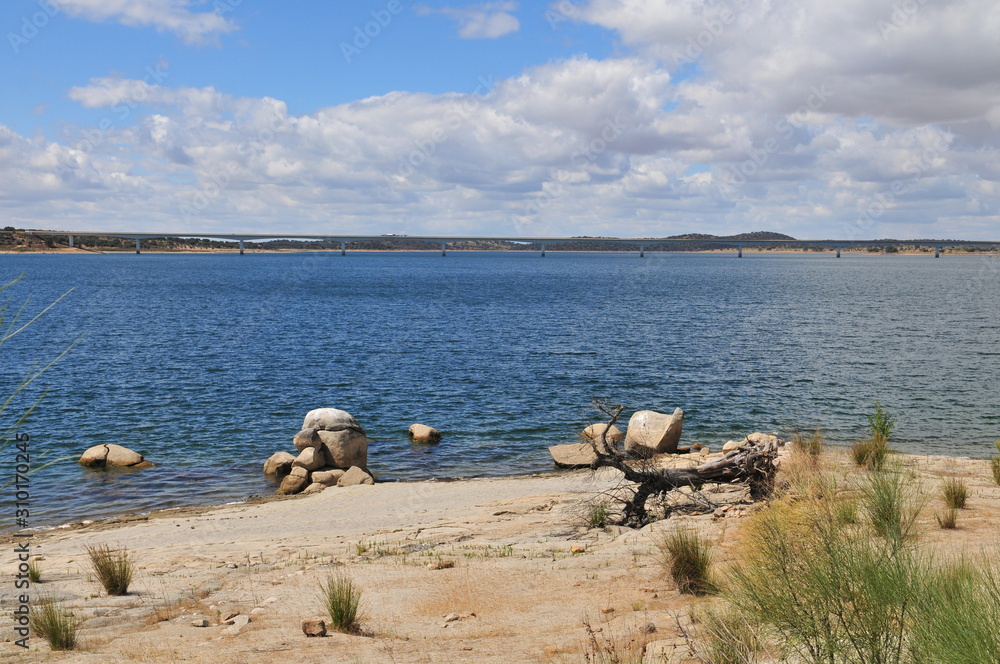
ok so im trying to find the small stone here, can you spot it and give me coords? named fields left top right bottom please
left=571, top=546, right=585, bottom=554
left=302, top=618, right=327, bottom=637
left=601, top=606, right=615, bottom=614
left=191, top=618, right=209, bottom=627
left=722, top=440, right=742, bottom=453
left=428, top=560, right=455, bottom=570
left=640, top=622, right=657, bottom=634
left=250, top=607, right=266, bottom=616
left=222, top=612, right=240, bottom=625
left=444, top=613, right=459, bottom=623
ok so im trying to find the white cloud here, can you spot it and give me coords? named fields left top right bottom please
left=54, top=0, right=237, bottom=45
left=418, top=2, right=520, bottom=39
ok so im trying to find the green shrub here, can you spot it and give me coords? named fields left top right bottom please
left=27, top=560, right=41, bottom=583
left=320, top=571, right=363, bottom=633
left=941, top=477, right=969, bottom=509
left=860, top=466, right=922, bottom=546
left=867, top=401, right=896, bottom=443
left=658, top=527, right=716, bottom=596
left=586, top=501, right=611, bottom=528
left=850, top=435, right=889, bottom=470
left=30, top=595, right=76, bottom=650
left=86, top=544, right=134, bottom=596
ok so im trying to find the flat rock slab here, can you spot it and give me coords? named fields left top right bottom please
left=549, top=442, right=598, bottom=468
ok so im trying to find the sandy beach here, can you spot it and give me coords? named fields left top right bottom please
left=3, top=449, right=999, bottom=664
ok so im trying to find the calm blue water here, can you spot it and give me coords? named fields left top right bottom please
left=2, top=251, right=999, bottom=528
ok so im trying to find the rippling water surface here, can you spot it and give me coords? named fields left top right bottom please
left=3, top=251, right=999, bottom=527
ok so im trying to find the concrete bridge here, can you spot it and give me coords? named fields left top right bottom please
left=25, top=230, right=999, bottom=258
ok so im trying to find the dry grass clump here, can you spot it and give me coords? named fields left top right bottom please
left=27, top=560, right=42, bottom=583
left=582, top=620, right=651, bottom=664
left=940, top=477, right=969, bottom=509
left=30, top=595, right=77, bottom=651
left=935, top=508, right=958, bottom=529
left=688, top=607, right=763, bottom=664
left=658, top=526, right=716, bottom=596
left=320, top=571, right=363, bottom=633
left=792, top=429, right=825, bottom=459
left=990, top=440, right=1000, bottom=486
left=86, top=544, right=134, bottom=596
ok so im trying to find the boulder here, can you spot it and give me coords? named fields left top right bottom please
left=581, top=423, right=624, bottom=445
left=338, top=466, right=374, bottom=486
left=624, top=408, right=684, bottom=456
left=408, top=423, right=441, bottom=444
left=747, top=432, right=781, bottom=446
left=311, top=468, right=346, bottom=486
left=301, top=408, right=368, bottom=468
left=263, top=451, right=296, bottom=476
left=722, top=440, right=742, bottom=453
left=302, top=619, right=327, bottom=637
left=317, top=429, right=368, bottom=469
left=549, top=443, right=598, bottom=468
left=278, top=473, right=309, bottom=495
left=302, top=482, right=326, bottom=494
left=78, top=444, right=146, bottom=468
left=292, top=428, right=321, bottom=451
left=293, top=447, right=324, bottom=471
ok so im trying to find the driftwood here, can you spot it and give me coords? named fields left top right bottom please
left=587, top=402, right=780, bottom=526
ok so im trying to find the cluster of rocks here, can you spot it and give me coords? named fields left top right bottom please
left=264, top=408, right=375, bottom=495
left=548, top=407, right=778, bottom=468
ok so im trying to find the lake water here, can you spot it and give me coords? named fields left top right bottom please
left=3, top=251, right=999, bottom=528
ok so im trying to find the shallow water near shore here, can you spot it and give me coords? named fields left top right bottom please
left=3, top=251, right=999, bottom=528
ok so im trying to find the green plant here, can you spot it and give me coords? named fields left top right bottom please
left=850, top=435, right=889, bottom=470
left=866, top=400, right=896, bottom=443
left=691, top=607, right=762, bottom=664
left=320, top=571, right=363, bottom=633
left=834, top=497, right=859, bottom=526
left=935, top=508, right=958, bottom=529
left=658, top=526, right=716, bottom=596
left=86, top=544, right=134, bottom=596
left=859, top=466, right=922, bottom=547
left=586, top=501, right=611, bottom=528
left=991, top=441, right=1000, bottom=486
left=30, top=595, right=77, bottom=650
left=28, top=560, right=42, bottom=583
left=941, top=477, right=969, bottom=509
left=792, top=429, right=825, bottom=458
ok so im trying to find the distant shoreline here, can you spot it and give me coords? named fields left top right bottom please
left=4, top=247, right=997, bottom=256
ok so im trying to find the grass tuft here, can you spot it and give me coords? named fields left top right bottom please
left=30, top=595, right=77, bottom=651
left=86, top=544, right=134, bottom=596
left=859, top=465, right=922, bottom=546
left=320, top=571, right=363, bottom=633
left=991, top=441, right=1000, bottom=486
left=691, top=607, right=762, bottom=664
left=941, top=477, right=969, bottom=509
left=791, top=429, right=824, bottom=459
left=658, top=526, right=716, bottom=596
left=850, top=435, right=889, bottom=469
left=586, top=501, right=611, bottom=528
left=28, top=560, right=42, bottom=583
left=935, top=508, right=958, bottom=529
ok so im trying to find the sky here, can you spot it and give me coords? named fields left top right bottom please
left=1, top=0, right=998, bottom=240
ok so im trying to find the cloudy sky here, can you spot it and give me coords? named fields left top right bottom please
left=1, top=0, right=997, bottom=239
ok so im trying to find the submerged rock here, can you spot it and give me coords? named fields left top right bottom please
left=78, top=444, right=148, bottom=468
left=408, top=423, right=442, bottom=444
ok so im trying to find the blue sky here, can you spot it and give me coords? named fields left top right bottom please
left=1, top=0, right=998, bottom=239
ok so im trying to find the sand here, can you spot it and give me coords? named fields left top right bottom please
left=3, top=451, right=999, bottom=663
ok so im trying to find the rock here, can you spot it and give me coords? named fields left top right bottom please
left=78, top=444, right=145, bottom=468
left=722, top=440, right=742, bottom=453
left=302, top=482, right=326, bottom=494
left=444, top=613, right=459, bottom=623
left=222, top=614, right=250, bottom=636
left=302, top=618, right=327, bottom=637
left=278, top=473, right=309, bottom=495
left=290, top=465, right=309, bottom=479
left=640, top=622, right=657, bottom=634
left=221, top=612, right=241, bottom=625
left=302, top=408, right=366, bottom=433
left=549, top=442, right=598, bottom=468
left=317, top=429, right=368, bottom=469
left=338, top=466, right=374, bottom=486
left=428, top=560, right=455, bottom=570
left=581, top=423, right=624, bottom=445
left=571, top=546, right=585, bottom=554
left=263, top=451, right=295, bottom=476
left=191, top=618, right=209, bottom=627
left=311, top=469, right=346, bottom=486
left=292, top=428, right=321, bottom=451
left=747, top=432, right=780, bottom=446
left=293, top=447, right=324, bottom=471
left=408, top=423, right=442, bottom=443
left=624, top=408, right=684, bottom=456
